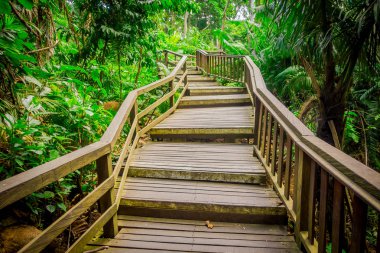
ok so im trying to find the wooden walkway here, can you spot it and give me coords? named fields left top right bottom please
left=3, top=50, right=378, bottom=253
left=86, top=68, right=299, bottom=252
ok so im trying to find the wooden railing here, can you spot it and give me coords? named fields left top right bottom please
left=0, top=51, right=189, bottom=253
left=196, top=50, right=245, bottom=83
left=159, top=49, right=196, bottom=68
left=197, top=50, right=380, bottom=253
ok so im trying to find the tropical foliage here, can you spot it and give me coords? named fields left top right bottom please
left=0, top=0, right=379, bottom=251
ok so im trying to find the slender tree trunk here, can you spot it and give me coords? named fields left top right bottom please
left=183, top=11, right=189, bottom=39
left=249, top=0, right=254, bottom=23
left=117, top=51, right=122, bottom=102
left=134, top=47, right=143, bottom=89
left=219, top=0, right=230, bottom=49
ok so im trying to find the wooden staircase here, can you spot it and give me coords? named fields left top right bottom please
left=3, top=50, right=378, bottom=253
left=86, top=69, right=299, bottom=252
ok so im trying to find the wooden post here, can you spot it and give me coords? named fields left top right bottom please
left=270, top=120, right=278, bottom=175
left=276, top=127, right=285, bottom=186
left=331, top=179, right=344, bottom=253
left=318, top=169, right=328, bottom=253
left=260, top=108, right=268, bottom=155
left=96, top=154, right=118, bottom=237
left=284, top=136, right=292, bottom=199
left=265, top=114, right=273, bottom=166
left=183, top=61, right=189, bottom=96
left=164, top=51, right=168, bottom=67
left=169, top=80, right=174, bottom=107
left=350, top=195, right=368, bottom=253
left=253, top=97, right=262, bottom=145
left=295, top=149, right=312, bottom=246
left=130, top=101, right=139, bottom=135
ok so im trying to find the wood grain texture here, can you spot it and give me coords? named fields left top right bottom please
left=128, top=142, right=266, bottom=184
left=87, top=215, right=300, bottom=252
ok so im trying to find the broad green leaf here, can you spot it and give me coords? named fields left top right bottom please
left=0, top=2, right=11, bottom=14
left=18, top=0, right=34, bottom=9
left=57, top=202, right=67, bottom=212
left=46, top=204, right=56, bottom=213
left=49, top=150, right=60, bottom=160
left=15, top=159, right=24, bottom=166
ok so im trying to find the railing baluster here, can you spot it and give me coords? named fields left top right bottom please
left=350, top=195, right=368, bottom=253
left=318, top=169, right=328, bottom=253
left=255, top=100, right=263, bottom=147
left=295, top=149, right=312, bottom=245
left=284, top=136, right=292, bottom=199
left=377, top=215, right=380, bottom=253
left=277, top=127, right=285, bottom=186
left=331, top=179, right=344, bottom=253
left=260, top=108, right=268, bottom=155
left=96, top=154, right=118, bottom=237
left=271, top=120, right=278, bottom=175
left=293, top=145, right=300, bottom=210
left=265, top=114, right=273, bottom=166
left=308, top=161, right=317, bottom=244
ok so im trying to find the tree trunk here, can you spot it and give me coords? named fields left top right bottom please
left=134, top=47, right=143, bottom=89
left=249, top=0, right=254, bottom=23
left=183, top=11, right=189, bottom=39
left=317, top=88, right=346, bottom=146
left=219, top=0, right=230, bottom=49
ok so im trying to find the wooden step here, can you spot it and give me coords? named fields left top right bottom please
left=178, top=94, right=251, bottom=108
left=117, top=178, right=287, bottom=224
left=187, top=75, right=215, bottom=82
left=187, top=81, right=220, bottom=87
left=150, top=106, right=254, bottom=139
left=86, top=216, right=300, bottom=252
left=176, top=70, right=202, bottom=75
left=189, top=86, right=247, bottom=96
left=128, top=142, right=266, bottom=184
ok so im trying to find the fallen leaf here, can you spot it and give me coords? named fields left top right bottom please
left=205, top=220, right=214, bottom=229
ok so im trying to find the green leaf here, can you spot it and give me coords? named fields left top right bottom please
left=49, top=150, right=60, bottom=160
left=17, top=0, right=34, bottom=9
left=46, top=204, right=56, bottom=213
left=0, top=2, right=11, bottom=14
left=43, top=191, right=55, bottom=198
left=15, top=159, right=24, bottom=166
left=57, top=202, right=67, bottom=212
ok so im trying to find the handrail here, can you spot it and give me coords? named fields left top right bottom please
left=196, top=49, right=380, bottom=253
left=0, top=51, right=189, bottom=253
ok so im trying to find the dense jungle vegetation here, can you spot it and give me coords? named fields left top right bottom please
left=0, top=0, right=379, bottom=251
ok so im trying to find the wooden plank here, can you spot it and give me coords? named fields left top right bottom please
left=117, top=215, right=288, bottom=234
left=89, top=238, right=299, bottom=252
left=101, top=91, right=137, bottom=147
left=0, top=141, right=109, bottom=209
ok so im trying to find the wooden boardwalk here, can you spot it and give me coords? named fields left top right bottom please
left=3, top=50, right=378, bottom=253
left=86, top=68, right=299, bottom=252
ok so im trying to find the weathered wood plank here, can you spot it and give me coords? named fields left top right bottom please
left=0, top=141, right=109, bottom=209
